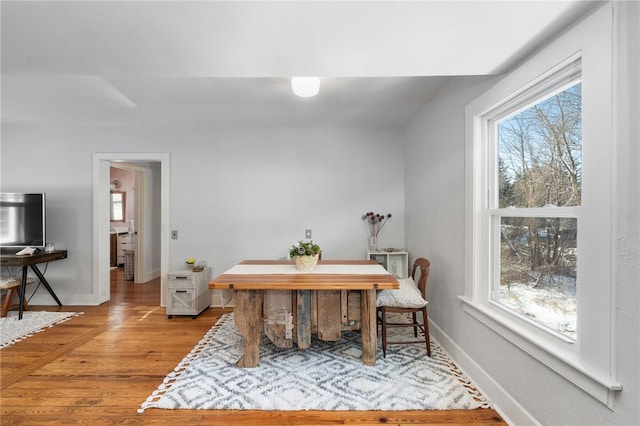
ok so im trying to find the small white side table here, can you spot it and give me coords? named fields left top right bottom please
left=366, top=250, right=409, bottom=278
left=166, top=267, right=212, bottom=319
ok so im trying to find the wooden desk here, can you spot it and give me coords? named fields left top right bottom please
left=0, top=249, right=67, bottom=319
left=209, top=260, right=398, bottom=367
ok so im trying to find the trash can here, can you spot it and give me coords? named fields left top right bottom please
left=123, top=249, right=134, bottom=281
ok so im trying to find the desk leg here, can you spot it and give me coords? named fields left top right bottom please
left=18, top=267, right=29, bottom=320
left=361, top=289, right=377, bottom=366
left=233, top=290, right=263, bottom=368
left=29, top=265, right=62, bottom=306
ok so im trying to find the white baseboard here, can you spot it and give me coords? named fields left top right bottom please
left=429, top=319, right=540, bottom=426
left=26, top=293, right=102, bottom=306
left=138, top=268, right=160, bottom=284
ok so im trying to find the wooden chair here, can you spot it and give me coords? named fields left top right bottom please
left=376, top=258, right=431, bottom=357
left=1, top=277, right=35, bottom=317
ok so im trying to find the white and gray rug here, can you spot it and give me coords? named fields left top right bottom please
left=140, top=313, right=490, bottom=412
left=0, top=311, right=81, bottom=348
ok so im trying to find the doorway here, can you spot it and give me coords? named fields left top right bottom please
left=109, top=164, right=135, bottom=279
left=109, top=162, right=154, bottom=291
left=92, top=153, right=170, bottom=306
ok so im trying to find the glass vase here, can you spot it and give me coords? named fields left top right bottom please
left=368, top=235, right=378, bottom=251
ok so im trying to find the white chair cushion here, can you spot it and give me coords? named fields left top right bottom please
left=376, top=277, right=428, bottom=308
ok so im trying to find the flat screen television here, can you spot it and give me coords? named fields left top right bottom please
left=0, top=193, right=47, bottom=250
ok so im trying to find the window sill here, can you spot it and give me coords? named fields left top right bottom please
left=458, top=296, right=622, bottom=407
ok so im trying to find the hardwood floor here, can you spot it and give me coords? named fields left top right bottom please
left=1, top=268, right=507, bottom=425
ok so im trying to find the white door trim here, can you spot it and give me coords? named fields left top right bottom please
left=92, top=153, right=170, bottom=306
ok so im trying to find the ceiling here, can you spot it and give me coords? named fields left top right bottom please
left=1, top=1, right=599, bottom=127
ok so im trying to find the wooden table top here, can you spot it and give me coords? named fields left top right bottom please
left=209, top=259, right=399, bottom=291
left=0, top=249, right=68, bottom=267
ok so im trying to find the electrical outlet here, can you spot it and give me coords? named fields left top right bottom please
left=305, top=229, right=312, bottom=239
left=171, top=230, right=178, bottom=240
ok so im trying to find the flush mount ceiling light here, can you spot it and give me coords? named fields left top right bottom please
left=291, top=77, right=320, bottom=97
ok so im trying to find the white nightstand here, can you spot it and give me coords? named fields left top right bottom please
left=166, top=267, right=212, bottom=319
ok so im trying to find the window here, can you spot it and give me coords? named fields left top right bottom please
left=110, top=191, right=126, bottom=222
left=493, top=81, right=581, bottom=340
left=462, top=4, right=620, bottom=405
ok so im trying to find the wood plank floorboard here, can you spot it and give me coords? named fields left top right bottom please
left=0, top=268, right=507, bottom=425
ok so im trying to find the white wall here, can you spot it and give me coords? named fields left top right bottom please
left=404, top=3, right=639, bottom=425
left=405, top=74, right=495, bottom=341
left=1, top=125, right=405, bottom=302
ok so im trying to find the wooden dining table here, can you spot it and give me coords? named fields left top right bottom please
left=209, top=259, right=399, bottom=367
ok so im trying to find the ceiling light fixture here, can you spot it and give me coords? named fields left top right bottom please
left=291, top=77, right=320, bottom=98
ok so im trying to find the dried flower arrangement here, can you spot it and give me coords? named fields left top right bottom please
left=363, top=212, right=392, bottom=237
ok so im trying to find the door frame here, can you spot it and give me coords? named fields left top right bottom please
left=92, top=153, right=170, bottom=306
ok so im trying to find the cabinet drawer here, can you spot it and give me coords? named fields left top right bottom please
left=167, top=289, right=195, bottom=313
left=168, top=275, right=196, bottom=289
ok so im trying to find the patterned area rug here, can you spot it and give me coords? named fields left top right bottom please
left=0, top=311, right=81, bottom=348
left=140, top=313, right=490, bottom=412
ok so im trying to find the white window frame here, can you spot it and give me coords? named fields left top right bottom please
left=461, top=5, right=621, bottom=406
left=488, top=63, right=581, bottom=341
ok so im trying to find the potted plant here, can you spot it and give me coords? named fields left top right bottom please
left=289, top=240, right=321, bottom=271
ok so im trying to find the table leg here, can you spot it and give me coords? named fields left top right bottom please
left=296, top=290, right=311, bottom=349
left=18, top=267, right=29, bottom=320
left=360, top=289, right=377, bottom=366
left=233, top=290, right=263, bottom=368
left=29, top=264, right=62, bottom=306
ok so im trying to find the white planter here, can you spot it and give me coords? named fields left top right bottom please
left=294, top=254, right=319, bottom=271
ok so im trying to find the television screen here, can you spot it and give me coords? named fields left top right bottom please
left=0, top=193, right=46, bottom=249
